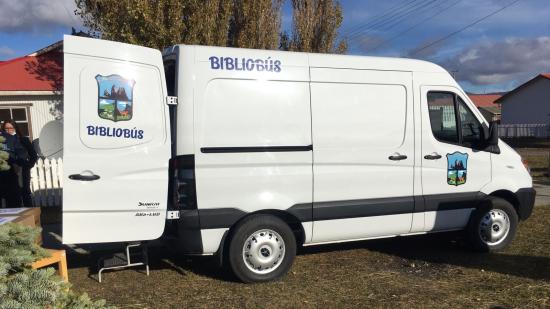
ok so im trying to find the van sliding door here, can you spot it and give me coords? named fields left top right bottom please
left=310, top=68, right=415, bottom=243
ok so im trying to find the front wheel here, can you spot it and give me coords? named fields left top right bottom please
left=228, top=214, right=296, bottom=283
left=467, top=197, right=518, bottom=252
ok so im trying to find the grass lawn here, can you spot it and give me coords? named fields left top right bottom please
left=68, top=206, right=550, bottom=308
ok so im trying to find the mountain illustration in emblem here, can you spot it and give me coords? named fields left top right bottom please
left=447, top=151, right=468, bottom=186
left=96, top=74, right=135, bottom=122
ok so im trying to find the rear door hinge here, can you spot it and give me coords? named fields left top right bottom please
left=166, top=96, right=178, bottom=106
left=166, top=210, right=180, bottom=220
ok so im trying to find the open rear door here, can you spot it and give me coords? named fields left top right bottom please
left=63, top=35, right=171, bottom=244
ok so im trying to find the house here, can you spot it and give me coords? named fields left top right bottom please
left=468, top=93, right=502, bottom=123
left=0, top=41, right=62, bottom=147
left=496, top=74, right=550, bottom=124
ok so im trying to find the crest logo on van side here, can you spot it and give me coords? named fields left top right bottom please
left=95, top=74, right=135, bottom=122
left=447, top=152, right=468, bottom=186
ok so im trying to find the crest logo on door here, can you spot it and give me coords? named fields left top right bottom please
left=96, top=74, right=135, bottom=122
left=447, top=151, right=468, bottom=186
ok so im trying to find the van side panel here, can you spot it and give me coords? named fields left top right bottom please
left=192, top=48, right=313, bottom=251
left=309, top=68, right=415, bottom=243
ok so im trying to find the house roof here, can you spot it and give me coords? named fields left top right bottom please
left=468, top=94, right=502, bottom=108
left=479, top=105, right=501, bottom=115
left=495, top=73, right=550, bottom=103
left=0, top=49, right=63, bottom=92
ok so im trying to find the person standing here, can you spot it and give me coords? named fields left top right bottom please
left=0, top=129, right=23, bottom=207
left=1, top=119, right=36, bottom=207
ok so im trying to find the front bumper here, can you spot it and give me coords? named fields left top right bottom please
left=516, top=187, right=536, bottom=220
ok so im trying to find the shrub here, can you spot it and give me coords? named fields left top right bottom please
left=0, top=223, right=114, bottom=309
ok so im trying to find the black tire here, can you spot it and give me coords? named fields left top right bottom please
left=467, top=197, right=518, bottom=252
left=228, top=214, right=296, bottom=283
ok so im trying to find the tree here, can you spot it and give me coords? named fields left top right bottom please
left=75, top=0, right=346, bottom=53
left=181, top=0, right=233, bottom=46
left=76, top=0, right=232, bottom=50
left=0, top=136, right=9, bottom=172
left=229, top=0, right=284, bottom=50
left=282, top=0, right=347, bottom=53
left=0, top=223, right=112, bottom=308
left=75, top=0, right=186, bottom=50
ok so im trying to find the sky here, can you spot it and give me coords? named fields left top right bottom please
left=0, top=0, right=549, bottom=94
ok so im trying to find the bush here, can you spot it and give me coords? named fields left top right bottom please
left=0, top=223, right=114, bottom=309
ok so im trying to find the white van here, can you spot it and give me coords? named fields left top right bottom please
left=61, top=35, right=535, bottom=282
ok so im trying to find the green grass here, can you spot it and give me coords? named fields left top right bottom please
left=67, top=207, right=550, bottom=308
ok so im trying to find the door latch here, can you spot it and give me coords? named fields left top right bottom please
left=166, top=96, right=178, bottom=106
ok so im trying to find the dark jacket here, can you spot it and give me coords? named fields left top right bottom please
left=18, top=135, right=37, bottom=168
left=0, top=131, right=19, bottom=164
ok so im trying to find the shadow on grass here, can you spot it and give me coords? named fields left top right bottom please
left=61, top=232, right=550, bottom=283
left=63, top=244, right=237, bottom=283
left=300, top=233, right=550, bottom=281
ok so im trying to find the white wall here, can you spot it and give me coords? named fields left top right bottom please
left=501, top=78, right=550, bottom=124
left=0, top=94, right=62, bottom=141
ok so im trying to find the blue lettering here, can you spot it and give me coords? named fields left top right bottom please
left=274, top=60, right=281, bottom=72
left=209, top=56, right=281, bottom=72
left=246, top=59, right=255, bottom=71
left=235, top=58, right=244, bottom=71
left=225, top=57, right=234, bottom=70
left=87, top=126, right=95, bottom=135
left=209, top=56, right=220, bottom=69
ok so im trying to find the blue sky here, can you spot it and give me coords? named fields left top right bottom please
left=1, top=0, right=549, bottom=93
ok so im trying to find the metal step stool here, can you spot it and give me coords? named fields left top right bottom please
left=97, top=242, right=149, bottom=283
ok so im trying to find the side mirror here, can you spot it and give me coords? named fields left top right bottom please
left=487, top=121, right=499, bottom=146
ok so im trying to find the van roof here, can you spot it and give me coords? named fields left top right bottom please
left=165, top=44, right=448, bottom=74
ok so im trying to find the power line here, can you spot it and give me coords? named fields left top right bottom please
left=342, top=0, right=420, bottom=37
left=343, top=0, right=431, bottom=38
left=348, top=0, right=440, bottom=42
left=366, top=0, right=463, bottom=52
left=410, top=0, right=522, bottom=56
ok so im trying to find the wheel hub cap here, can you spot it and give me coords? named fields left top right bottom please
left=479, top=209, right=510, bottom=246
left=242, top=229, right=285, bottom=274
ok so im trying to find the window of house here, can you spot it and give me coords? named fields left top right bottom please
left=427, top=92, right=484, bottom=148
left=0, top=107, right=31, bottom=138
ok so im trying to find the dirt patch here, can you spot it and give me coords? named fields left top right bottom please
left=61, top=207, right=550, bottom=308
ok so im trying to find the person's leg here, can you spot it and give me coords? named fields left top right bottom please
left=4, top=170, right=22, bottom=207
left=0, top=172, right=7, bottom=207
left=21, top=168, right=34, bottom=207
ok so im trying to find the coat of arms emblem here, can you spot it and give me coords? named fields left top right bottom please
left=447, top=151, right=468, bottom=186
left=96, top=74, right=135, bottom=122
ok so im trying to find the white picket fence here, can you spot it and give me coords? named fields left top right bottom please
left=499, top=124, right=550, bottom=138
left=30, top=158, right=63, bottom=207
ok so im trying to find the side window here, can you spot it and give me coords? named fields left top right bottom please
left=458, top=98, right=483, bottom=146
left=427, top=92, right=458, bottom=144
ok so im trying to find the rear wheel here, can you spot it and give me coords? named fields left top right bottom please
left=467, top=197, right=518, bottom=252
left=228, top=214, right=296, bottom=283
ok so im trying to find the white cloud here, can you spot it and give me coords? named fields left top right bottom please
left=0, top=0, right=81, bottom=33
left=442, top=37, right=550, bottom=85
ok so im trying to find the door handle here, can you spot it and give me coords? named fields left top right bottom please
left=424, top=153, right=442, bottom=160
left=388, top=154, right=408, bottom=161
left=69, top=173, right=100, bottom=181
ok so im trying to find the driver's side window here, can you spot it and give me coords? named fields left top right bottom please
left=427, top=91, right=484, bottom=149
left=457, top=97, right=483, bottom=147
